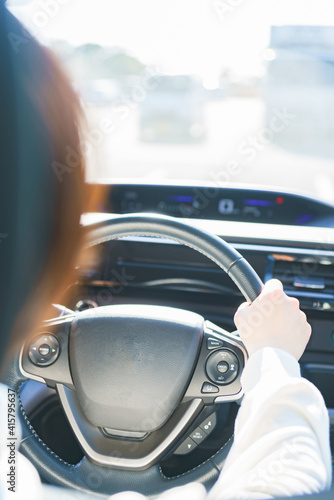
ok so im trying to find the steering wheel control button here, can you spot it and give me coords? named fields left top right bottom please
left=217, top=361, right=229, bottom=373
left=38, top=344, right=51, bottom=356
left=190, top=427, right=206, bottom=443
left=201, top=382, right=219, bottom=394
left=28, top=334, right=60, bottom=367
left=199, top=413, right=217, bottom=435
left=206, top=349, right=239, bottom=385
left=207, top=337, right=224, bottom=350
left=174, top=437, right=197, bottom=455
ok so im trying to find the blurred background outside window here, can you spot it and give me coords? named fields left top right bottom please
left=8, top=0, right=334, bottom=203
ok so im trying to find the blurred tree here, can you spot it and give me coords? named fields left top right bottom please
left=53, top=42, right=145, bottom=81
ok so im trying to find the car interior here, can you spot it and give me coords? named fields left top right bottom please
left=2, top=0, right=334, bottom=498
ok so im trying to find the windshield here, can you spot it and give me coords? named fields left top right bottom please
left=7, top=0, right=334, bottom=203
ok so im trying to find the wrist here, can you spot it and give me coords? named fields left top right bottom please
left=243, top=340, right=300, bottom=361
left=241, top=347, right=301, bottom=393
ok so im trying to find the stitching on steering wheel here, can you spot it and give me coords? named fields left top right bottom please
left=157, top=435, right=234, bottom=481
left=17, top=383, right=76, bottom=468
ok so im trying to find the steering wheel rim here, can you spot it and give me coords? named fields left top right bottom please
left=3, top=213, right=263, bottom=497
left=85, top=213, right=263, bottom=302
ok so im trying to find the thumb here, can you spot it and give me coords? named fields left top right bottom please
left=260, top=279, right=283, bottom=297
left=237, top=301, right=251, bottom=312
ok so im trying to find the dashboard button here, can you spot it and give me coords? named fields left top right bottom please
left=201, top=382, right=219, bottom=394
left=174, top=437, right=197, bottom=455
left=207, top=337, right=224, bottom=349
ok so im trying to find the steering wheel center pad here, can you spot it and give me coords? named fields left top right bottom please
left=70, top=304, right=204, bottom=432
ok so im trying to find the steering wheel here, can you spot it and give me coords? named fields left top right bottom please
left=3, top=214, right=263, bottom=497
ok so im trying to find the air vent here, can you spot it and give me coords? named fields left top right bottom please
left=265, top=256, right=334, bottom=310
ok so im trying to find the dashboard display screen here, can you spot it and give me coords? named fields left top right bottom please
left=92, top=184, right=334, bottom=228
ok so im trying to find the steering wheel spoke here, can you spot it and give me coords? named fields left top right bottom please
left=183, top=321, right=247, bottom=405
left=20, top=315, right=74, bottom=389
left=57, top=383, right=203, bottom=469
left=184, top=321, right=247, bottom=404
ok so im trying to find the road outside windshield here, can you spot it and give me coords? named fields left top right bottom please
left=7, top=0, right=334, bottom=203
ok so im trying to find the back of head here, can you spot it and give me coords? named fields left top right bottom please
left=0, top=4, right=85, bottom=369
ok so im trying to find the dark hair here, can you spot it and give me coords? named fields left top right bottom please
left=0, top=5, right=107, bottom=366
left=6, top=47, right=87, bottom=356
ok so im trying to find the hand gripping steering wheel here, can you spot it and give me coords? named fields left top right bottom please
left=3, top=214, right=263, bottom=497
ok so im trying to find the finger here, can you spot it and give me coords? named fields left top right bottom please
left=261, top=279, right=283, bottom=296
left=288, top=296, right=300, bottom=308
left=234, top=302, right=251, bottom=322
left=237, top=301, right=251, bottom=312
left=299, top=309, right=310, bottom=324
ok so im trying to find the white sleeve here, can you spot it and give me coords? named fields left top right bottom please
left=109, top=483, right=207, bottom=500
left=208, top=347, right=332, bottom=500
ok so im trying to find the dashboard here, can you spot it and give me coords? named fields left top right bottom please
left=92, top=183, right=334, bottom=227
